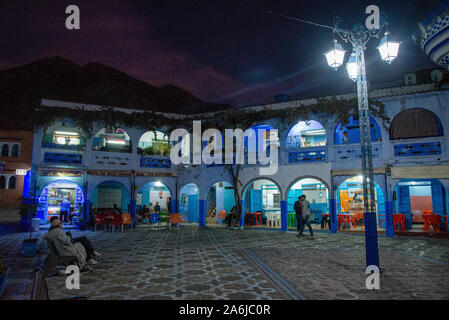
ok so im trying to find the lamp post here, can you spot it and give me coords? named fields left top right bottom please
left=324, top=20, right=400, bottom=268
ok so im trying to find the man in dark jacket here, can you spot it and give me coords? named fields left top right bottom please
left=294, top=196, right=304, bottom=237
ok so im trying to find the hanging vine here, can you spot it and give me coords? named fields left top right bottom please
left=30, top=96, right=389, bottom=136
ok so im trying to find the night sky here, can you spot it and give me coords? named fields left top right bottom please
left=0, top=0, right=441, bottom=107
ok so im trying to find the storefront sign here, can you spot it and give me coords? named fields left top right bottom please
left=40, top=168, right=83, bottom=177
left=15, top=169, right=28, bottom=175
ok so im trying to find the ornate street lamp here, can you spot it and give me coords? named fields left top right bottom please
left=323, top=18, right=400, bottom=269
left=324, top=39, right=346, bottom=70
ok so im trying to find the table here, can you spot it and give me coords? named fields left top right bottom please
left=392, top=214, right=406, bottom=231
left=320, top=214, right=330, bottom=230
left=422, top=214, right=444, bottom=232
left=337, top=214, right=351, bottom=230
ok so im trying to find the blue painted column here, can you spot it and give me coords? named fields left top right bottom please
left=365, top=211, right=380, bottom=267
left=171, top=199, right=177, bottom=213
left=85, top=199, right=90, bottom=229
left=385, top=201, right=394, bottom=237
left=132, top=200, right=137, bottom=227
left=199, top=199, right=206, bottom=227
left=280, top=200, right=287, bottom=231
left=240, top=200, right=245, bottom=228
left=330, top=198, right=338, bottom=233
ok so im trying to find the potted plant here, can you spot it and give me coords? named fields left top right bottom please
left=21, top=197, right=40, bottom=257
left=0, top=256, right=11, bottom=297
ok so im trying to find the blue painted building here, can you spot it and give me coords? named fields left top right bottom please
left=30, top=70, right=449, bottom=235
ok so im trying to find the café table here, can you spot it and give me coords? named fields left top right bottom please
left=337, top=214, right=351, bottom=230
left=321, top=213, right=330, bottom=229
left=392, top=214, right=406, bottom=232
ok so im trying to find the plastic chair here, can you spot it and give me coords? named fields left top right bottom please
left=168, top=214, right=186, bottom=231
left=121, top=213, right=133, bottom=232
left=109, top=213, right=122, bottom=232
left=94, top=214, right=106, bottom=232
left=218, top=210, right=226, bottom=219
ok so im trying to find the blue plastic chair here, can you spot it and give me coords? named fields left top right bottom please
left=150, top=213, right=161, bottom=229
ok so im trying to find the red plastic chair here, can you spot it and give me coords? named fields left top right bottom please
left=94, top=214, right=106, bottom=232
left=110, top=213, right=122, bottom=232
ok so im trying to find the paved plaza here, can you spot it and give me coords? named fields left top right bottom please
left=1, top=210, right=449, bottom=300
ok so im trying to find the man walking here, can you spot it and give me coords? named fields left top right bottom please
left=300, top=195, right=314, bottom=239
left=294, top=196, right=304, bottom=237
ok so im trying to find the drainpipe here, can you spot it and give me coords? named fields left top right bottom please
left=384, top=170, right=394, bottom=237
left=131, top=170, right=136, bottom=227
left=330, top=174, right=338, bottom=233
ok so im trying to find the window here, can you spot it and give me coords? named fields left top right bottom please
left=334, top=115, right=382, bottom=145
left=92, top=128, right=132, bottom=153
left=390, top=108, right=444, bottom=140
left=138, top=130, right=171, bottom=156
left=286, top=120, right=327, bottom=149
left=0, top=176, right=5, bottom=189
left=11, top=144, right=19, bottom=157
left=1, top=144, right=9, bottom=157
left=8, top=176, right=16, bottom=189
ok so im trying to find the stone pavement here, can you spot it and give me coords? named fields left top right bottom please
left=1, top=216, right=449, bottom=300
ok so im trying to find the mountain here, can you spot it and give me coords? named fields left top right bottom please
left=0, top=57, right=231, bottom=130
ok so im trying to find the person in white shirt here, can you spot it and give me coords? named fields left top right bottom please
left=299, top=195, right=314, bottom=239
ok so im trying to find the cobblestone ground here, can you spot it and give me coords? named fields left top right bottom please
left=1, top=211, right=449, bottom=300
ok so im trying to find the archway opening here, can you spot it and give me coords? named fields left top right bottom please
left=92, top=128, right=132, bottom=153
left=243, top=179, right=281, bottom=228
left=205, top=181, right=235, bottom=225
left=91, top=181, right=130, bottom=214
left=287, top=178, right=329, bottom=231
left=42, top=120, right=86, bottom=150
left=138, top=130, right=171, bottom=156
left=337, top=176, right=386, bottom=232
left=180, top=183, right=199, bottom=223
left=38, top=180, right=85, bottom=228
left=286, top=120, right=327, bottom=149
left=395, top=179, right=447, bottom=233
left=334, top=115, right=381, bottom=145
left=136, top=181, right=172, bottom=224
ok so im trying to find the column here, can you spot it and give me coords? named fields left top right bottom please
left=240, top=199, right=245, bottom=228
left=199, top=199, right=206, bottom=227
left=330, top=198, right=338, bottom=233
left=280, top=200, right=287, bottom=231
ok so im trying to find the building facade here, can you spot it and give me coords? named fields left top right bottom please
left=29, top=70, right=449, bottom=235
left=0, top=130, right=33, bottom=208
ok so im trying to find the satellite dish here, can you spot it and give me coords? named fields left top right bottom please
left=431, top=69, right=443, bottom=83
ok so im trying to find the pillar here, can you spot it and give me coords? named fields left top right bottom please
left=171, top=198, right=177, bottom=213
left=385, top=200, right=394, bottom=237
left=281, top=200, right=287, bottom=231
left=330, top=198, right=338, bottom=233
left=365, top=211, right=380, bottom=267
left=240, top=199, right=245, bottom=228
left=132, top=200, right=137, bottom=227
left=199, top=199, right=206, bottom=227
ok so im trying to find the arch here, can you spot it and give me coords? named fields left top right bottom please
left=336, top=176, right=386, bottom=230
left=11, top=144, right=19, bottom=157
left=137, top=130, right=171, bottom=156
left=241, top=176, right=283, bottom=200
left=286, top=176, right=330, bottom=230
left=389, top=108, right=444, bottom=140
left=1, top=144, right=9, bottom=157
left=203, top=180, right=234, bottom=225
left=137, top=181, right=172, bottom=215
left=285, top=120, right=327, bottom=149
left=0, top=176, right=5, bottom=189
left=91, top=128, right=132, bottom=153
left=8, top=176, right=16, bottom=189
left=334, top=115, right=382, bottom=145
left=42, top=119, right=86, bottom=150
left=394, top=178, right=446, bottom=230
left=90, top=180, right=130, bottom=213
left=245, top=123, right=279, bottom=153
left=38, top=179, right=85, bottom=222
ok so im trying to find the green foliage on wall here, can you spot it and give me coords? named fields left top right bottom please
left=30, top=96, right=389, bottom=136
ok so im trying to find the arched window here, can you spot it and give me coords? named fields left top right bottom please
left=390, top=108, right=444, bottom=140
left=286, top=120, right=327, bottom=149
left=42, top=120, right=85, bottom=149
left=1, top=144, right=9, bottom=157
left=8, top=176, right=16, bottom=189
left=138, top=130, right=171, bottom=156
left=334, top=115, right=381, bottom=145
left=11, top=144, right=19, bottom=157
left=0, top=176, right=5, bottom=189
left=92, top=128, right=132, bottom=153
